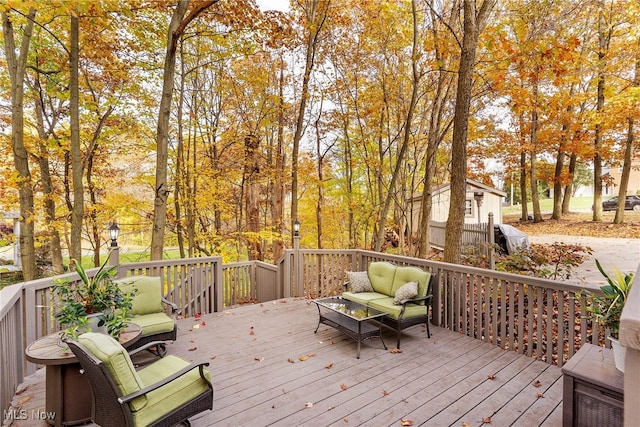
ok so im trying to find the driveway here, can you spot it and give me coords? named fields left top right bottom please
left=528, top=234, right=640, bottom=290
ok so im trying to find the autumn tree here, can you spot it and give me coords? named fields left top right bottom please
left=444, top=0, right=496, bottom=264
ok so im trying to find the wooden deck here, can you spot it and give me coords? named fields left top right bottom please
left=8, top=298, right=563, bottom=426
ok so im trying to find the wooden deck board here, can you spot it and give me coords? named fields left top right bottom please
left=8, top=298, right=563, bottom=426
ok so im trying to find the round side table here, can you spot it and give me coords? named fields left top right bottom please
left=25, top=323, right=142, bottom=426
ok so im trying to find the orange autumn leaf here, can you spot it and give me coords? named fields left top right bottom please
left=325, top=363, right=334, bottom=369
left=340, top=383, right=348, bottom=390
left=400, top=419, right=414, bottom=426
left=483, top=416, right=492, bottom=423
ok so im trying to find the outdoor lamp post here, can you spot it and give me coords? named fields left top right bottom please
left=474, top=192, right=484, bottom=225
left=293, top=219, right=302, bottom=296
left=108, top=221, right=120, bottom=266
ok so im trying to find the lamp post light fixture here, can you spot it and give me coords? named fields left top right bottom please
left=108, top=221, right=120, bottom=266
left=293, top=219, right=302, bottom=296
left=473, top=192, right=484, bottom=224
left=108, top=222, right=120, bottom=247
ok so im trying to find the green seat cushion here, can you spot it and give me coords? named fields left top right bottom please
left=391, top=267, right=431, bottom=303
left=342, top=291, right=388, bottom=306
left=367, top=262, right=397, bottom=296
left=133, top=355, right=212, bottom=426
left=368, top=297, right=428, bottom=320
left=132, top=312, right=176, bottom=337
left=115, top=276, right=163, bottom=315
left=77, top=332, right=147, bottom=411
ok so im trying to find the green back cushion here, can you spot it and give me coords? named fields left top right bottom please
left=77, top=332, right=147, bottom=411
left=116, top=276, right=163, bottom=315
left=367, top=262, right=397, bottom=295
left=391, top=266, right=431, bottom=299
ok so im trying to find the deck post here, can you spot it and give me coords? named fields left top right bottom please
left=619, top=263, right=640, bottom=427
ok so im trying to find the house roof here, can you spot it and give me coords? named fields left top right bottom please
left=410, top=178, right=506, bottom=202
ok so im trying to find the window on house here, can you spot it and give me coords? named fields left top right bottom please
left=465, top=199, right=473, bottom=216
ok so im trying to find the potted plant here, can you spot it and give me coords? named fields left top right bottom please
left=581, top=259, right=634, bottom=371
left=53, top=254, right=136, bottom=340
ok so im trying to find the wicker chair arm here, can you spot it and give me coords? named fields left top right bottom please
left=161, top=297, right=178, bottom=314
left=343, top=281, right=350, bottom=291
left=118, top=362, right=211, bottom=404
left=398, top=293, right=432, bottom=305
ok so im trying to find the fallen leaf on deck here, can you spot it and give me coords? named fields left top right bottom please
left=536, top=392, right=545, bottom=398
left=325, top=363, right=333, bottom=369
left=195, top=313, right=201, bottom=319
left=288, top=358, right=295, bottom=363
left=250, top=326, right=255, bottom=335
left=482, top=416, right=492, bottom=423
left=193, top=324, right=200, bottom=329
left=307, top=352, right=316, bottom=357
left=299, top=355, right=308, bottom=361
left=188, top=347, right=197, bottom=351
left=255, top=356, right=264, bottom=361
left=343, top=417, right=349, bottom=423
left=533, top=380, right=542, bottom=387
left=487, top=374, right=496, bottom=380
left=210, top=356, right=216, bottom=360
left=383, top=390, right=389, bottom=396
left=400, top=419, right=414, bottom=426
left=390, top=348, right=402, bottom=354
left=340, top=383, right=348, bottom=390
left=201, top=321, right=206, bottom=326
left=462, top=423, right=471, bottom=427
left=305, top=402, right=313, bottom=408
left=19, top=396, right=31, bottom=404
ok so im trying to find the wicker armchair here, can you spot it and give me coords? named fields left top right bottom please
left=65, top=332, right=213, bottom=427
left=115, top=276, right=178, bottom=357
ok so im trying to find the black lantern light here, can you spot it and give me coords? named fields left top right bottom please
left=108, top=222, right=120, bottom=247
left=293, top=219, right=301, bottom=237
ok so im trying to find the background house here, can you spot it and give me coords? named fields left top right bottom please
left=408, top=178, right=506, bottom=239
left=603, top=157, right=640, bottom=197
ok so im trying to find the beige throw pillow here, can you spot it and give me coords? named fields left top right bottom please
left=346, top=271, right=374, bottom=293
left=393, top=281, right=418, bottom=305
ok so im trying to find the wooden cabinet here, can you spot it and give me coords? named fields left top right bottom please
left=562, top=343, right=624, bottom=427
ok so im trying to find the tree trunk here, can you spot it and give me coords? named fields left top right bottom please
left=374, top=0, right=420, bottom=252
left=244, top=135, right=262, bottom=261
left=69, top=15, right=84, bottom=267
left=529, top=82, right=543, bottom=223
left=2, top=9, right=37, bottom=280
left=593, top=4, right=610, bottom=222
left=562, top=153, right=577, bottom=215
left=33, top=84, right=64, bottom=275
left=290, top=0, right=330, bottom=243
left=271, top=54, right=285, bottom=262
left=150, top=0, right=216, bottom=260
left=444, top=0, right=496, bottom=264
left=613, top=36, right=639, bottom=224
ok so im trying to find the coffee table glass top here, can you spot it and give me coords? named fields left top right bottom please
left=314, top=297, right=387, bottom=321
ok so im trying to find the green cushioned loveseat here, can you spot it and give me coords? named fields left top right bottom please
left=342, top=261, right=433, bottom=348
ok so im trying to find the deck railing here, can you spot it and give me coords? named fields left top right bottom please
left=1, top=250, right=638, bottom=422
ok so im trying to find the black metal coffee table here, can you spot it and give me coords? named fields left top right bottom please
left=313, top=297, right=388, bottom=358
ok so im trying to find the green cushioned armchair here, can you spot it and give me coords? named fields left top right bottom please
left=65, top=332, right=213, bottom=427
left=114, top=276, right=178, bottom=357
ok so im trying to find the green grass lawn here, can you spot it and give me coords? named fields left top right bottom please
left=502, top=196, right=595, bottom=215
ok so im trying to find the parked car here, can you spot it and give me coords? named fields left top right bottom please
left=602, top=195, right=640, bottom=211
